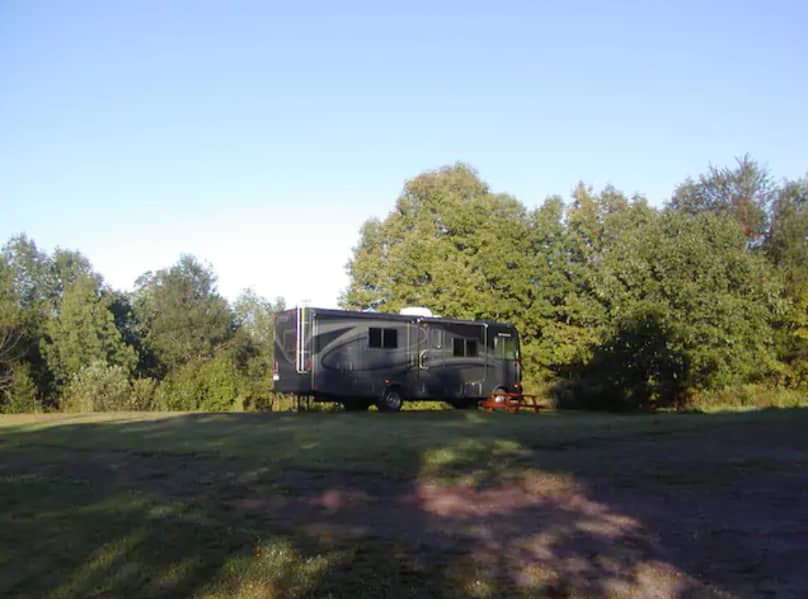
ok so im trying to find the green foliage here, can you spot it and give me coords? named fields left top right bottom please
left=1, top=237, right=56, bottom=404
left=1, top=238, right=114, bottom=407
left=1, top=234, right=56, bottom=310
left=61, top=361, right=133, bottom=412
left=0, top=302, right=22, bottom=400
left=776, top=285, right=808, bottom=388
left=579, top=210, right=781, bottom=406
left=668, top=155, right=775, bottom=240
left=1, top=159, right=806, bottom=413
left=233, top=289, right=284, bottom=351
left=686, top=384, right=808, bottom=411
left=130, top=377, right=158, bottom=411
left=43, top=275, right=137, bottom=385
left=764, top=178, right=808, bottom=388
left=1, top=362, right=40, bottom=414
left=342, top=161, right=796, bottom=410
left=155, top=352, right=240, bottom=412
left=234, top=353, right=275, bottom=411
left=342, top=163, right=552, bottom=388
left=134, top=255, right=234, bottom=373
left=51, top=248, right=96, bottom=298
left=766, top=178, right=808, bottom=290
left=342, top=163, right=529, bottom=320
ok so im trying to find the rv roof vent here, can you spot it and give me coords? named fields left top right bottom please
left=399, top=306, right=434, bottom=317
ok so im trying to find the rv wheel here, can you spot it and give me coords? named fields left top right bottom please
left=378, top=388, right=403, bottom=412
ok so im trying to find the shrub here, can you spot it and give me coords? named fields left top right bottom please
left=687, top=384, right=808, bottom=412
left=130, top=377, right=157, bottom=410
left=2, top=363, right=41, bottom=414
left=234, top=355, right=274, bottom=411
left=61, top=361, right=131, bottom=412
left=154, top=353, right=240, bottom=412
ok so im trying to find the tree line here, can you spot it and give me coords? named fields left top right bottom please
left=1, top=156, right=806, bottom=412
left=0, top=246, right=285, bottom=413
left=342, top=157, right=808, bottom=410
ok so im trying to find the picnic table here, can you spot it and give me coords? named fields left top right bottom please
left=477, top=391, right=547, bottom=414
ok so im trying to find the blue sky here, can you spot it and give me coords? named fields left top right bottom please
left=2, top=1, right=806, bottom=307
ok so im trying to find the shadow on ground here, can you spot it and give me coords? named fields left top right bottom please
left=1, top=409, right=807, bottom=598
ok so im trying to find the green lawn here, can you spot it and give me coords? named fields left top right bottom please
left=1, top=409, right=806, bottom=598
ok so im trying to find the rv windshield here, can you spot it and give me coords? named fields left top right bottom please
left=495, top=334, right=518, bottom=360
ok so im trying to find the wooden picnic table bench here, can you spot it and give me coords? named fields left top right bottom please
left=477, top=391, right=547, bottom=414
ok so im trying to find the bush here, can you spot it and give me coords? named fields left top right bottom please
left=234, top=355, right=274, bottom=411
left=61, top=361, right=132, bottom=412
left=130, top=377, right=157, bottom=410
left=686, top=384, right=808, bottom=412
left=2, top=363, right=41, bottom=414
left=155, top=353, right=240, bottom=412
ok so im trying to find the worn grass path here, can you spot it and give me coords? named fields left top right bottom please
left=1, top=409, right=806, bottom=598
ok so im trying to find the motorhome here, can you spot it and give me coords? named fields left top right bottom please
left=272, top=307, right=522, bottom=411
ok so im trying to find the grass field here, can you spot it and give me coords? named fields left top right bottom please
left=1, top=409, right=806, bottom=598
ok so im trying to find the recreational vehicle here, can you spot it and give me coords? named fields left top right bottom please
left=272, top=307, right=522, bottom=411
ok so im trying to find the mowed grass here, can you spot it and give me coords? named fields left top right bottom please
left=1, top=408, right=807, bottom=598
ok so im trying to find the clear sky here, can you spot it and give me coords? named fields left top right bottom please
left=2, top=1, right=806, bottom=308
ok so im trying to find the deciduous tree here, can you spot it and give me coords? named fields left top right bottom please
left=134, top=255, right=233, bottom=373
left=43, top=275, right=137, bottom=385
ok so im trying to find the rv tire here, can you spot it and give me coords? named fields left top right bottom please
left=378, top=387, right=403, bottom=412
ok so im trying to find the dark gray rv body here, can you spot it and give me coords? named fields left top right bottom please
left=272, top=307, right=522, bottom=410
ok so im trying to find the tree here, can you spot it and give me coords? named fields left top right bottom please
left=1, top=234, right=56, bottom=311
left=0, top=262, right=21, bottom=393
left=43, top=275, right=137, bottom=385
left=233, top=290, right=284, bottom=351
left=569, top=210, right=783, bottom=408
left=341, top=166, right=656, bottom=391
left=1, top=236, right=57, bottom=403
left=230, top=290, right=287, bottom=410
left=520, top=197, right=585, bottom=382
left=341, top=164, right=552, bottom=387
left=342, top=163, right=530, bottom=318
left=2, top=362, right=39, bottom=413
left=133, top=255, right=233, bottom=373
left=765, top=177, right=808, bottom=387
left=51, top=248, right=97, bottom=299
left=668, top=155, right=775, bottom=240
left=766, top=177, right=808, bottom=292
left=533, top=187, right=655, bottom=384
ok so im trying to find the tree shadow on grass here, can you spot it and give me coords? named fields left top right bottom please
left=1, top=409, right=807, bottom=597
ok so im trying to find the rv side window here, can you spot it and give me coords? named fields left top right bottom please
left=369, top=327, right=398, bottom=349
left=369, top=328, right=382, bottom=348
left=453, top=338, right=478, bottom=357
left=383, top=328, right=398, bottom=349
